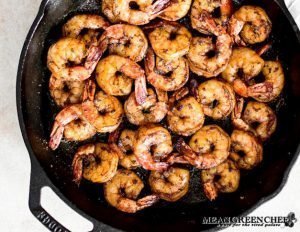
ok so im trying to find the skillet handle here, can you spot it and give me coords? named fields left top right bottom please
left=28, top=159, right=71, bottom=232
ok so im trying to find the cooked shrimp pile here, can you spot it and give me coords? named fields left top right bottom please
left=46, top=1, right=285, bottom=212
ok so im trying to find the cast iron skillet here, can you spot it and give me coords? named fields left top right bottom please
left=17, top=0, right=300, bottom=231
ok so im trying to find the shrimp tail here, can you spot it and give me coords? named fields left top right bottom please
left=108, top=125, right=125, bottom=159
left=175, top=137, right=197, bottom=159
left=150, top=0, right=172, bottom=17
left=135, top=76, right=148, bottom=105
left=166, top=153, right=189, bottom=165
left=137, top=195, right=160, bottom=210
left=256, top=43, right=272, bottom=56
left=190, top=79, right=199, bottom=99
left=203, top=182, right=217, bottom=201
left=49, top=125, right=64, bottom=150
left=248, top=82, right=273, bottom=98
left=82, top=79, right=96, bottom=102
left=72, top=150, right=95, bottom=185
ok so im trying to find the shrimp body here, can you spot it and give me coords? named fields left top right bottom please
left=125, top=88, right=168, bottom=125
left=176, top=125, right=231, bottom=169
left=49, top=75, right=85, bottom=107
left=62, top=14, right=110, bottom=38
left=191, top=0, right=233, bottom=35
left=196, top=79, right=235, bottom=120
left=47, top=38, right=104, bottom=81
left=104, top=170, right=159, bottom=213
left=103, top=24, right=148, bottom=62
left=134, top=124, right=172, bottom=171
left=233, top=101, right=277, bottom=141
left=222, top=47, right=264, bottom=84
left=168, top=92, right=205, bottom=136
left=187, top=34, right=232, bottom=78
left=159, top=0, right=192, bottom=21
left=82, top=91, right=123, bottom=133
left=149, top=167, right=190, bottom=202
left=49, top=104, right=96, bottom=150
left=201, top=160, right=240, bottom=201
left=96, top=55, right=147, bottom=103
left=113, top=0, right=171, bottom=25
left=72, top=143, right=119, bottom=184
left=230, top=130, right=263, bottom=170
left=149, top=21, right=192, bottom=60
left=229, top=5, right=272, bottom=45
left=145, top=48, right=189, bottom=91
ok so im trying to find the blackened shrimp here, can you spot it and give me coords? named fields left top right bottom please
left=134, top=124, right=172, bottom=171
left=113, top=0, right=171, bottom=25
left=148, top=21, right=192, bottom=60
left=104, top=169, right=159, bottom=213
left=195, top=79, right=235, bottom=120
left=201, top=159, right=240, bottom=201
left=191, top=0, right=233, bottom=35
left=102, top=24, right=148, bottom=62
left=49, top=104, right=96, bottom=150
left=96, top=55, right=147, bottom=104
left=47, top=38, right=105, bottom=81
left=49, top=75, right=85, bottom=107
left=72, top=143, right=119, bottom=184
left=176, top=125, right=231, bottom=169
left=230, top=130, right=263, bottom=170
left=149, top=167, right=190, bottom=202
left=232, top=100, right=277, bottom=141
left=229, top=5, right=272, bottom=45
left=145, top=48, right=189, bottom=91
left=187, top=34, right=233, bottom=78
left=124, top=88, right=168, bottom=125
left=167, top=87, right=205, bottom=136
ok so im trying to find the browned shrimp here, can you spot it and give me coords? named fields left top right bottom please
left=124, top=88, right=168, bottom=125
left=230, top=130, right=263, bottom=170
left=134, top=124, right=172, bottom=171
left=145, top=48, right=189, bottom=91
left=201, top=159, right=240, bottom=200
left=232, top=100, right=277, bottom=141
left=104, top=170, right=159, bottom=213
left=176, top=125, right=231, bottom=169
left=72, top=143, right=119, bottom=184
left=149, top=167, right=190, bottom=202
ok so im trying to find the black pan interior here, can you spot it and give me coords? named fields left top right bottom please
left=19, top=0, right=300, bottom=231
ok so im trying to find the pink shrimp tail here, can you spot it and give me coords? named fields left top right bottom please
left=248, top=82, right=273, bottom=98
left=151, top=0, right=172, bottom=16
left=49, top=125, right=64, bottom=150
left=137, top=195, right=160, bottom=210
left=135, top=76, right=148, bottom=105
left=203, top=183, right=217, bottom=201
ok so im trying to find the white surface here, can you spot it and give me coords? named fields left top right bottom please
left=0, top=0, right=300, bottom=231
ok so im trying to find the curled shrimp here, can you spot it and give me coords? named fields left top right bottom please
left=148, top=21, right=192, bottom=60
left=102, top=24, right=148, bottom=62
left=113, top=0, right=171, bottom=25
left=187, top=34, right=233, bottom=78
left=49, top=75, right=85, bottom=107
left=176, top=125, right=231, bottom=169
left=82, top=90, right=123, bottom=133
left=222, top=47, right=265, bottom=85
left=194, top=79, right=235, bottom=120
left=49, top=104, right=96, bottom=150
left=191, top=0, right=233, bottom=35
left=229, top=5, right=272, bottom=45
left=159, top=0, right=192, bottom=21
left=233, top=61, right=285, bottom=102
left=201, top=159, right=240, bottom=201
left=167, top=87, right=205, bottom=136
left=230, top=130, right=263, bottom=170
left=109, top=128, right=140, bottom=169
left=47, top=37, right=105, bottom=81
left=145, top=48, right=189, bottom=91
left=149, top=167, right=190, bottom=202
left=104, top=169, right=159, bottom=213
left=96, top=55, right=147, bottom=104
left=72, top=143, right=119, bottom=184
left=62, top=14, right=110, bottom=38
left=232, top=100, right=277, bottom=141
left=124, top=88, right=168, bottom=125
left=134, top=124, right=172, bottom=171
